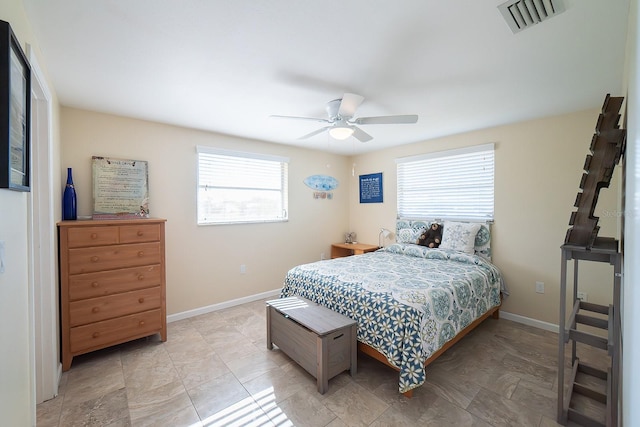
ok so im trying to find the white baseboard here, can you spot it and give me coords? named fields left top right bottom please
left=167, top=288, right=281, bottom=323
left=500, top=310, right=559, bottom=333
left=167, top=292, right=559, bottom=335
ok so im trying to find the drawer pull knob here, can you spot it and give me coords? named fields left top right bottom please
left=139, top=321, right=145, bottom=326
left=92, top=307, right=99, bottom=313
left=91, top=233, right=97, bottom=239
left=137, top=275, right=144, bottom=281
left=138, top=251, right=144, bottom=257
left=91, top=282, right=99, bottom=288
left=92, top=332, right=100, bottom=338
left=91, top=256, right=99, bottom=262
left=138, top=298, right=145, bottom=304
left=137, top=231, right=144, bottom=236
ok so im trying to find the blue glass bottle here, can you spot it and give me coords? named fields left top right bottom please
left=62, top=168, right=77, bottom=220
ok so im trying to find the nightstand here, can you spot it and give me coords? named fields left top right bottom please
left=330, top=242, right=379, bottom=259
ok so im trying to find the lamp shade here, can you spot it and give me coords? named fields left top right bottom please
left=379, top=228, right=392, bottom=248
left=329, top=126, right=354, bottom=140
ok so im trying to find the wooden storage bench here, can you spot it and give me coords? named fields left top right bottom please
left=266, top=296, right=357, bottom=394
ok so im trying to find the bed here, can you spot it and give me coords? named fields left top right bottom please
left=279, top=219, right=504, bottom=396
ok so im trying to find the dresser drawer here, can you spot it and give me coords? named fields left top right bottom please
left=68, top=242, right=161, bottom=274
left=120, top=224, right=161, bottom=244
left=70, top=309, right=162, bottom=353
left=68, top=265, right=162, bottom=301
left=67, top=226, right=119, bottom=248
left=69, top=286, right=162, bottom=327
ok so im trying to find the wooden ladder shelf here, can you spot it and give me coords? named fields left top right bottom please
left=559, top=94, right=624, bottom=426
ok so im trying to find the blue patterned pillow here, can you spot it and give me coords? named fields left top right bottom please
left=397, top=228, right=421, bottom=244
left=439, top=221, right=482, bottom=255
left=474, top=224, right=491, bottom=259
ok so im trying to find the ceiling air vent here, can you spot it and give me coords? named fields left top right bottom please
left=498, top=0, right=566, bottom=34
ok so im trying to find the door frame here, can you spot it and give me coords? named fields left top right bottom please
left=26, top=46, right=59, bottom=405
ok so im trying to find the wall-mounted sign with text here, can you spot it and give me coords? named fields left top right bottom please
left=359, top=172, right=383, bottom=203
left=92, top=156, right=149, bottom=219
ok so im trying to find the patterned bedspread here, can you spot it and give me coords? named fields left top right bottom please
left=280, top=243, right=502, bottom=393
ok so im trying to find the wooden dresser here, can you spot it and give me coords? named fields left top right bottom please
left=58, top=218, right=167, bottom=371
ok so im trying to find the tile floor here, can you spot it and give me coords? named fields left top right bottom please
left=36, top=299, right=609, bottom=426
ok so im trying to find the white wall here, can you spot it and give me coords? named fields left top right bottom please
left=623, top=0, right=639, bottom=423
left=0, top=191, right=31, bottom=424
left=0, top=2, right=60, bottom=425
left=61, top=107, right=351, bottom=315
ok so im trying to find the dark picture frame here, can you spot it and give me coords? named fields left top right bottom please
left=0, top=20, right=31, bottom=192
left=359, top=172, right=383, bottom=203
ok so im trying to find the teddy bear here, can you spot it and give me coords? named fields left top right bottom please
left=417, top=223, right=442, bottom=248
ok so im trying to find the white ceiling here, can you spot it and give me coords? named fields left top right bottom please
left=23, top=0, right=630, bottom=155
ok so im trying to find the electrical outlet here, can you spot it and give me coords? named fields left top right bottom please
left=240, top=264, right=246, bottom=274
left=535, top=281, right=545, bottom=294
left=577, top=291, right=588, bottom=302
left=321, top=252, right=325, bottom=260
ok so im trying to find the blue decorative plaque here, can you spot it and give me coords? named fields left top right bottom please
left=359, top=172, right=383, bottom=203
left=303, top=175, right=339, bottom=191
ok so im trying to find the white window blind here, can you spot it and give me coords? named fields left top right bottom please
left=197, top=146, right=289, bottom=225
left=396, top=143, right=494, bottom=221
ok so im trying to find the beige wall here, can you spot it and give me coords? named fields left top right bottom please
left=61, top=106, right=620, bottom=325
left=62, top=107, right=621, bottom=325
left=61, top=107, right=350, bottom=314
left=349, top=109, right=620, bottom=325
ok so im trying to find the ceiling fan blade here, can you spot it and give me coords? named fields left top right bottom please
left=270, top=115, right=330, bottom=123
left=352, top=126, right=373, bottom=142
left=338, top=93, right=364, bottom=119
left=353, top=114, right=418, bottom=125
left=298, top=126, right=331, bottom=140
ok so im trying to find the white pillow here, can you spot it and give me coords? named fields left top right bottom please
left=439, top=221, right=482, bottom=254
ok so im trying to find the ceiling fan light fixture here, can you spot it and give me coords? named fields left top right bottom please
left=329, top=126, right=354, bottom=140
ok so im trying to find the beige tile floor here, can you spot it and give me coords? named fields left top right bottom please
left=36, top=299, right=609, bottom=426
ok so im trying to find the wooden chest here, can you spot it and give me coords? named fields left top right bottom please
left=58, top=219, right=167, bottom=371
left=266, top=296, right=357, bottom=393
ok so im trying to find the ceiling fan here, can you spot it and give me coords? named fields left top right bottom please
left=271, top=93, right=418, bottom=142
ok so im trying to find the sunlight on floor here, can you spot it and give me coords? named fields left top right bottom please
left=197, top=387, right=292, bottom=427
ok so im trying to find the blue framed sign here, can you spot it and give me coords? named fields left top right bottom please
left=359, top=172, right=383, bottom=203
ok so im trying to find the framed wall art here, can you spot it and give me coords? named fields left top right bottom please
left=0, top=20, right=31, bottom=192
left=359, top=172, right=383, bottom=203
left=92, top=156, right=150, bottom=219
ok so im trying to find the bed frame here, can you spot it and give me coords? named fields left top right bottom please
left=357, top=299, right=501, bottom=398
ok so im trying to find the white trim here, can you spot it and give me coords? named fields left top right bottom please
left=196, top=145, right=290, bottom=163
left=500, top=311, right=559, bottom=333
left=167, top=289, right=281, bottom=323
left=27, top=45, right=59, bottom=407
left=165, top=291, right=560, bottom=336
left=396, top=142, right=495, bottom=164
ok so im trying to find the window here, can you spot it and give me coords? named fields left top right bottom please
left=396, top=143, right=494, bottom=221
left=197, top=146, right=289, bottom=225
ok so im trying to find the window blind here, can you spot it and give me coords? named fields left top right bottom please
left=197, top=146, right=289, bottom=225
left=396, top=143, right=494, bottom=221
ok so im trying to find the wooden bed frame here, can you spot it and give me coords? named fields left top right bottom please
left=357, top=302, right=501, bottom=398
